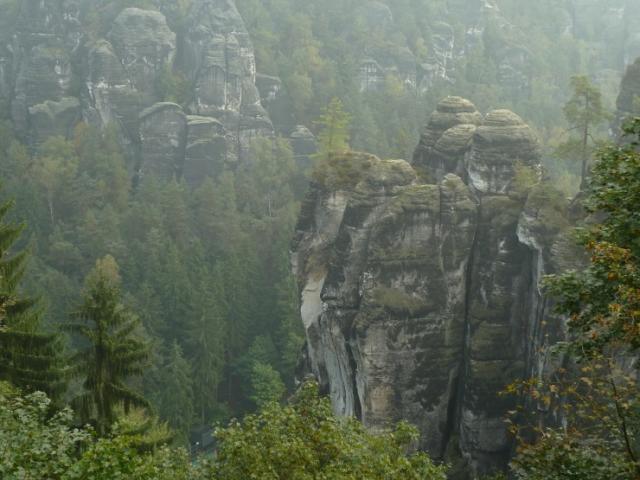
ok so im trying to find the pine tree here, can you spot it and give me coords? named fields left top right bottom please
left=67, top=255, right=150, bottom=436
left=249, top=362, right=285, bottom=410
left=186, top=266, right=226, bottom=424
left=158, top=341, right=194, bottom=444
left=0, top=197, right=65, bottom=400
left=314, top=97, right=352, bottom=157
left=561, top=75, right=610, bottom=189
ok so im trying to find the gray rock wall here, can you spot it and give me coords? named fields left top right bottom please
left=1, top=0, right=273, bottom=180
left=615, top=57, right=640, bottom=133
left=293, top=97, right=564, bottom=478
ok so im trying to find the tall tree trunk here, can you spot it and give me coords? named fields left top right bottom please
left=47, top=195, right=54, bottom=226
left=581, top=123, right=589, bottom=190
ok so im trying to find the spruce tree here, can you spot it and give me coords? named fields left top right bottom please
left=0, top=197, right=65, bottom=400
left=67, top=255, right=150, bottom=436
left=158, top=341, right=194, bottom=444
left=186, top=267, right=226, bottom=425
left=560, top=75, right=609, bottom=189
left=314, top=97, right=352, bottom=157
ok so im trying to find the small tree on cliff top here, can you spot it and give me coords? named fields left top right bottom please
left=314, top=97, right=352, bottom=157
left=558, top=75, right=609, bottom=190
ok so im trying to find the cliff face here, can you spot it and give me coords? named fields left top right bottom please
left=615, top=57, right=640, bottom=133
left=0, top=0, right=272, bottom=182
left=293, top=97, right=566, bottom=477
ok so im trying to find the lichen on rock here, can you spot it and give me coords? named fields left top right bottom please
left=294, top=98, right=568, bottom=478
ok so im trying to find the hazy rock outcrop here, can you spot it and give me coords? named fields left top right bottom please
left=139, top=102, right=187, bottom=180
left=293, top=98, right=564, bottom=478
left=8, top=0, right=82, bottom=145
left=412, top=97, right=482, bottom=181
left=28, top=97, right=82, bottom=146
left=467, top=109, right=539, bottom=194
left=615, top=57, right=640, bottom=132
left=183, top=0, right=273, bottom=162
left=289, top=125, right=317, bottom=169
left=84, top=6, right=178, bottom=154
left=1, top=0, right=273, bottom=179
left=184, top=115, right=227, bottom=187
left=109, top=8, right=176, bottom=94
left=355, top=2, right=417, bottom=92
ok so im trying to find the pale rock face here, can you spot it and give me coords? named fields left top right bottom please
left=413, top=97, right=483, bottom=181
left=355, top=2, right=417, bottom=92
left=83, top=8, right=177, bottom=163
left=294, top=99, right=562, bottom=478
left=183, top=0, right=273, bottom=163
left=85, top=39, right=144, bottom=145
left=139, top=102, right=187, bottom=180
left=183, top=115, right=228, bottom=187
left=2, top=0, right=273, bottom=179
left=467, top=109, right=539, bottom=195
left=289, top=125, right=317, bottom=169
left=8, top=0, right=82, bottom=145
left=614, top=57, right=640, bottom=133
left=420, top=22, right=455, bottom=89
left=109, top=8, right=176, bottom=94
left=183, top=0, right=256, bottom=115
left=28, top=97, right=81, bottom=147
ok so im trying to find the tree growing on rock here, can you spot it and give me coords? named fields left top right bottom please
left=314, top=97, right=352, bottom=158
left=558, top=75, right=609, bottom=189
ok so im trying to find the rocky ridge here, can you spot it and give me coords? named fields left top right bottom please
left=293, top=96, right=569, bottom=477
left=0, top=0, right=274, bottom=184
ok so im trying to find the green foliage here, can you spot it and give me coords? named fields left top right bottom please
left=312, top=151, right=374, bottom=190
left=558, top=75, right=610, bottom=188
left=156, top=342, right=194, bottom=444
left=511, top=162, right=540, bottom=198
left=0, top=193, right=65, bottom=400
left=66, top=255, right=150, bottom=435
left=155, top=66, right=192, bottom=107
left=545, top=119, right=640, bottom=354
left=511, top=119, right=640, bottom=478
left=511, top=430, right=631, bottom=480
left=0, top=384, right=200, bottom=480
left=249, top=362, right=285, bottom=410
left=0, top=383, right=88, bottom=479
left=314, top=97, right=352, bottom=157
left=506, top=357, right=639, bottom=479
left=209, top=380, right=448, bottom=479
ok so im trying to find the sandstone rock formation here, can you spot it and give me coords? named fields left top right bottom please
left=139, top=102, right=187, bottom=180
left=184, top=116, right=227, bottom=187
left=289, top=125, right=317, bottom=170
left=615, top=57, right=640, bottom=133
left=183, top=0, right=273, bottom=163
left=412, top=97, right=482, bottom=182
left=7, top=0, right=82, bottom=146
left=1, top=0, right=273, bottom=180
left=293, top=98, right=566, bottom=478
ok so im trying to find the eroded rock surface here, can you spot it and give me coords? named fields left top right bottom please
left=293, top=98, right=565, bottom=478
left=412, top=97, right=482, bottom=182
left=615, top=57, right=640, bottom=133
left=2, top=0, right=273, bottom=179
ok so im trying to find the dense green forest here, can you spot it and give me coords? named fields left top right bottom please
left=1, top=0, right=640, bottom=478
